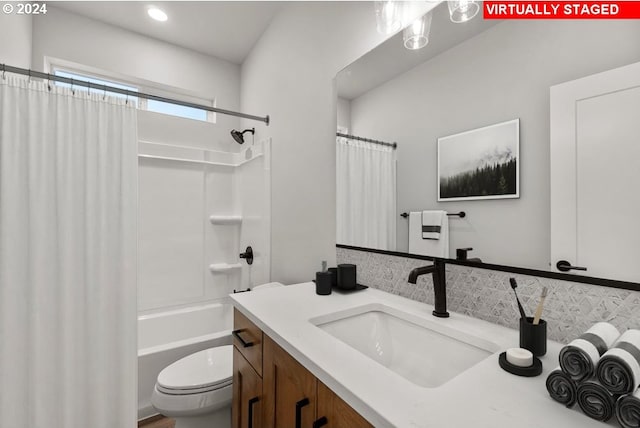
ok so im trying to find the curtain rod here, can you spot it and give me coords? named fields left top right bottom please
left=336, top=132, right=397, bottom=149
left=0, top=63, right=270, bottom=126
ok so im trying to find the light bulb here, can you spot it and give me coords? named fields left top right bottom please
left=375, top=1, right=402, bottom=35
left=403, top=12, right=432, bottom=50
left=448, top=0, right=480, bottom=23
left=147, top=7, right=168, bottom=22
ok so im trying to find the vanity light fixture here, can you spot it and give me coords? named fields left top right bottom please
left=375, top=1, right=402, bottom=35
left=147, top=6, right=168, bottom=22
left=403, top=12, right=432, bottom=50
left=448, top=0, right=480, bottom=23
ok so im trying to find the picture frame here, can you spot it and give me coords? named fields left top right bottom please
left=437, top=118, right=520, bottom=201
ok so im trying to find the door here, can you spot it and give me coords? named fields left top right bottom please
left=316, top=381, right=373, bottom=428
left=550, top=61, right=640, bottom=282
left=233, top=347, right=263, bottom=428
left=262, top=336, right=316, bottom=428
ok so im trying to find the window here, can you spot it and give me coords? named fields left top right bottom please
left=54, top=70, right=138, bottom=106
left=146, top=99, right=207, bottom=121
left=53, top=69, right=211, bottom=122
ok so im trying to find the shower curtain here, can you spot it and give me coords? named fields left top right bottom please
left=0, top=76, right=137, bottom=427
left=336, top=136, right=396, bottom=250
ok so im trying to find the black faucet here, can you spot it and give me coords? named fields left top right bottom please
left=407, top=259, right=449, bottom=318
left=407, top=265, right=435, bottom=283
left=456, top=247, right=482, bottom=263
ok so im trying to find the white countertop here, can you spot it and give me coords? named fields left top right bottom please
left=231, top=282, right=616, bottom=428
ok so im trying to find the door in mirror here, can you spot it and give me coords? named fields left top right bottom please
left=551, top=61, right=640, bottom=283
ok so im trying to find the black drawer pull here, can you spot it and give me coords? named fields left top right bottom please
left=232, top=329, right=254, bottom=348
left=248, top=396, right=259, bottom=428
left=295, top=398, right=310, bottom=428
left=313, top=416, right=328, bottom=428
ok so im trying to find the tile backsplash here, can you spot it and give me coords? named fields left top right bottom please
left=337, top=247, right=640, bottom=344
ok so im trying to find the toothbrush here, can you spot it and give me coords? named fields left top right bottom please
left=509, top=278, right=527, bottom=320
left=533, top=287, right=548, bottom=325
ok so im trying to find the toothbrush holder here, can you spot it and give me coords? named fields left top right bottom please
left=519, top=317, right=547, bottom=356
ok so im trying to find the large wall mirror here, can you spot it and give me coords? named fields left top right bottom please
left=335, top=2, right=640, bottom=284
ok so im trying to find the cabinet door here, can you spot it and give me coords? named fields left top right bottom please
left=315, top=381, right=372, bottom=428
left=233, top=347, right=263, bottom=428
left=234, top=308, right=264, bottom=376
left=263, top=336, right=316, bottom=428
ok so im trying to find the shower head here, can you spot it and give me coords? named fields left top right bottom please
left=230, top=128, right=255, bottom=144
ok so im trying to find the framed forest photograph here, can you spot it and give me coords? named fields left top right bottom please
left=438, top=119, right=520, bottom=201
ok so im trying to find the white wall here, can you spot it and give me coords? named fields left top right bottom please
left=240, top=2, right=434, bottom=284
left=349, top=20, right=640, bottom=270
left=32, top=6, right=241, bottom=151
left=0, top=14, right=32, bottom=68
left=337, top=97, right=351, bottom=131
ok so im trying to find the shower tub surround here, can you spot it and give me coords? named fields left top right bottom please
left=337, top=247, right=640, bottom=344
left=138, top=139, right=271, bottom=312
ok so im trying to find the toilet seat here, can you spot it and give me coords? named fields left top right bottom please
left=156, top=345, right=233, bottom=396
left=156, top=378, right=232, bottom=395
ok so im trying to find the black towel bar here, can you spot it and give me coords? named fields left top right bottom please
left=400, top=211, right=466, bottom=218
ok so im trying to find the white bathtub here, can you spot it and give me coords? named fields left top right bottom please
left=137, top=302, right=233, bottom=420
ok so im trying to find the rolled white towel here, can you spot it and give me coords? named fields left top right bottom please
left=597, top=329, right=640, bottom=395
left=616, top=389, right=640, bottom=428
left=577, top=379, right=616, bottom=422
left=559, top=322, right=620, bottom=381
left=546, top=366, right=578, bottom=407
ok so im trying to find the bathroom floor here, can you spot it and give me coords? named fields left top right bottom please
left=138, top=415, right=175, bottom=428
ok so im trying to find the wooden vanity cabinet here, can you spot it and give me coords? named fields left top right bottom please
left=316, top=381, right=372, bottom=428
left=262, top=335, right=317, bottom=428
left=233, top=347, right=262, bottom=428
left=233, top=308, right=263, bottom=377
left=233, top=309, right=264, bottom=428
left=232, top=308, right=373, bottom=428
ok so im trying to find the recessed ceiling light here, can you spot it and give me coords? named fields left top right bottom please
left=147, top=7, right=168, bottom=22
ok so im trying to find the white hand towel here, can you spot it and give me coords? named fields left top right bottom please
left=422, top=210, right=445, bottom=240
left=409, top=211, right=449, bottom=258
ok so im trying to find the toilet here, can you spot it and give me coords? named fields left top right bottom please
left=151, top=284, right=283, bottom=427
left=151, top=345, right=233, bottom=428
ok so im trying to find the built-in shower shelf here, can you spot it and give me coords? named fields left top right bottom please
left=209, top=263, right=242, bottom=273
left=209, top=215, right=243, bottom=225
left=138, top=140, right=265, bottom=167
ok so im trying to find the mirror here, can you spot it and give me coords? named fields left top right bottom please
left=335, top=2, right=640, bottom=284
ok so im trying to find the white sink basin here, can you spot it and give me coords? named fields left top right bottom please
left=311, top=304, right=500, bottom=388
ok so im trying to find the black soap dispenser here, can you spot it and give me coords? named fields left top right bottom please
left=316, top=261, right=332, bottom=295
left=456, top=247, right=473, bottom=260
